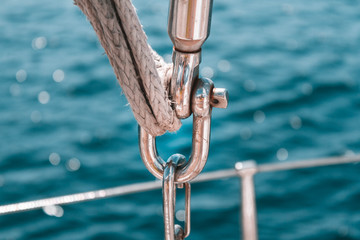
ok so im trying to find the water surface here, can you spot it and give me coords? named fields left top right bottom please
left=0, top=0, right=359, bottom=239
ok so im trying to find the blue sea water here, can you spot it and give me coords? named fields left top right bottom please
left=1, top=0, right=360, bottom=239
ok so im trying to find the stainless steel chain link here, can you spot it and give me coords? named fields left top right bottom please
left=138, top=1, right=228, bottom=239
left=162, top=154, right=191, bottom=240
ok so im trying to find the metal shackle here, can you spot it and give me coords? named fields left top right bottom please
left=139, top=78, right=227, bottom=183
left=168, top=0, right=214, bottom=119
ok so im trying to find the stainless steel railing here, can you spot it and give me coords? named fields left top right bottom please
left=0, top=155, right=359, bottom=239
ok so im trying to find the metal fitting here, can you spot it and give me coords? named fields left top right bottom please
left=168, top=0, right=214, bottom=119
left=170, top=51, right=201, bottom=119
left=163, top=155, right=191, bottom=240
left=168, top=0, right=213, bottom=53
left=139, top=78, right=228, bottom=183
left=235, top=160, right=258, bottom=240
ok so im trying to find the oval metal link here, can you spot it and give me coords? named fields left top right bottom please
left=139, top=78, right=214, bottom=183
left=163, top=155, right=191, bottom=240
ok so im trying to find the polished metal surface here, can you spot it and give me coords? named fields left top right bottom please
left=138, top=125, right=165, bottom=180
left=168, top=0, right=213, bottom=52
left=170, top=51, right=201, bottom=119
left=184, top=182, right=191, bottom=238
left=257, top=155, right=360, bottom=172
left=139, top=78, right=218, bottom=183
left=1, top=155, right=359, bottom=215
left=0, top=180, right=162, bottom=215
left=163, top=155, right=191, bottom=240
left=163, top=158, right=177, bottom=240
left=236, top=161, right=258, bottom=240
left=210, top=88, right=229, bottom=109
left=178, top=182, right=191, bottom=238
left=168, top=0, right=214, bottom=118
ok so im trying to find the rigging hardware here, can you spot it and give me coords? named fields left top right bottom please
left=139, top=1, right=227, bottom=239
left=169, top=0, right=214, bottom=119
left=162, top=155, right=191, bottom=240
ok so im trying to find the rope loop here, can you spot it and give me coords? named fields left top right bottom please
left=75, top=0, right=181, bottom=136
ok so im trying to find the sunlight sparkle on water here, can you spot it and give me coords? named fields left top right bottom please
left=42, top=205, right=64, bottom=217
left=253, top=110, right=265, bottom=123
left=30, top=110, right=42, bottom=123
left=32, top=36, right=47, bottom=50
left=53, top=69, right=65, bottom=82
left=49, top=153, right=61, bottom=166
left=217, top=60, right=231, bottom=72
left=9, top=84, right=21, bottom=96
left=66, top=158, right=81, bottom=171
left=175, top=210, right=185, bottom=222
left=290, top=116, right=302, bottom=129
left=201, top=66, right=214, bottom=78
left=16, top=69, right=27, bottom=82
left=38, top=91, right=50, bottom=104
left=277, top=148, right=288, bottom=161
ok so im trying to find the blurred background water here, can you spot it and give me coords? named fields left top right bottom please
left=1, top=0, right=360, bottom=239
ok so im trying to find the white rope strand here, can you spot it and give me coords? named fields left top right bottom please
left=74, top=0, right=181, bottom=136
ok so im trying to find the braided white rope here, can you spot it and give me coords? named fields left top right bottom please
left=75, top=0, right=181, bottom=136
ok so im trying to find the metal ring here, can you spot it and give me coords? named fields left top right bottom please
left=163, top=155, right=191, bottom=240
left=139, top=78, right=213, bottom=183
